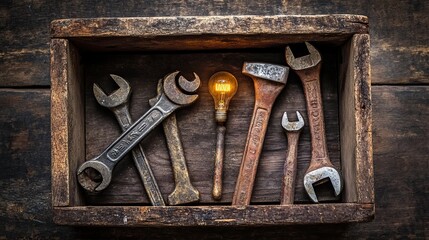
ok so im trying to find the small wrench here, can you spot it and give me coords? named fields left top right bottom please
left=77, top=71, right=200, bottom=192
left=149, top=79, right=200, bottom=205
left=280, top=111, right=304, bottom=205
left=93, top=74, right=165, bottom=206
left=285, top=42, right=342, bottom=202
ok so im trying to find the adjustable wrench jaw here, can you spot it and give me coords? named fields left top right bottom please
left=303, top=166, right=342, bottom=203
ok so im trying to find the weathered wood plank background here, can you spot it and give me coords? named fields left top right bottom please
left=0, top=0, right=427, bottom=239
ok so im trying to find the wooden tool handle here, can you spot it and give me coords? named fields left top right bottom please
left=212, top=125, right=226, bottom=200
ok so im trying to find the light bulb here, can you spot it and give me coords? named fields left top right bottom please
left=208, top=71, right=238, bottom=200
left=208, top=71, right=238, bottom=123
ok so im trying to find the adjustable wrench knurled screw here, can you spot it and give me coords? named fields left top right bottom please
left=77, top=71, right=200, bottom=193
left=280, top=111, right=304, bottom=205
left=92, top=74, right=165, bottom=206
left=285, top=42, right=342, bottom=203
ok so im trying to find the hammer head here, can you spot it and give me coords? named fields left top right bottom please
left=242, top=62, right=289, bottom=84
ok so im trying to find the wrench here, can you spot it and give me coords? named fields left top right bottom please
left=93, top=74, right=165, bottom=206
left=285, top=42, right=342, bottom=202
left=232, top=62, right=289, bottom=205
left=280, top=111, right=304, bottom=205
left=149, top=79, right=200, bottom=205
left=77, top=71, right=200, bottom=192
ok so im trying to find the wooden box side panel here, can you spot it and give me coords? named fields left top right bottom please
left=339, top=34, right=373, bottom=203
left=51, top=39, right=84, bottom=207
left=352, top=34, right=373, bottom=203
left=53, top=204, right=374, bottom=226
left=50, top=15, right=369, bottom=38
left=50, top=15, right=368, bottom=52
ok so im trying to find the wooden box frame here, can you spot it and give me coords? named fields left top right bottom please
left=51, top=15, right=373, bottom=226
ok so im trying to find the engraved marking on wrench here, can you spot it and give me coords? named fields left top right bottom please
left=108, top=109, right=162, bottom=160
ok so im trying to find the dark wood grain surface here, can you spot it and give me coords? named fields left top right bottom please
left=0, top=0, right=428, bottom=238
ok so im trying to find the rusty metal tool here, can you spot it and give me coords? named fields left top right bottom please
left=285, top=42, right=342, bottom=203
left=77, top=71, right=200, bottom=192
left=92, top=74, right=165, bottom=206
left=149, top=79, right=200, bottom=205
left=280, top=111, right=304, bottom=205
left=232, top=62, right=289, bottom=205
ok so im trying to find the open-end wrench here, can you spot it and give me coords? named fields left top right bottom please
left=149, top=79, right=200, bottom=205
left=232, top=62, right=289, bottom=205
left=280, top=111, right=304, bottom=205
left=93, top=74, right=165, bottom=206
left=285, top=42, right=342, bottom=202
left=77, top=71, right=200, bottom=192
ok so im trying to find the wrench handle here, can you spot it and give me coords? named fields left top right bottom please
left=280, top=131, right=301, bottom=205
left=163, top=113, right=200, bottom=205
left=212, top=125, right=226, bottom=200
left=112, top=105, right=166, bottom=206
left=297, top=64, right=333, bottom=171
left=232, top=78, right=285, bottom=205
left=103, top=95, right=177, bottom=163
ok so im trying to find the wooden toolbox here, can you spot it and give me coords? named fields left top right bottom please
left=51, top=15, right=374, bottom=226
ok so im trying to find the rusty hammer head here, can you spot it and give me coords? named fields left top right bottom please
left=242, top=62, right=289, bottom=85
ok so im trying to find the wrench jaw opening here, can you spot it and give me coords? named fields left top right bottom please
left=303, top=166, right=342, bottom=203
left=285, top=42, right=321, bottom=71
left=77, top=160, right=112, bottom=192
left=163, top=71, right=200, bottom=106
left=282, top=111, right=305, bottom=132
left=93, top=74, right=131, bottom=108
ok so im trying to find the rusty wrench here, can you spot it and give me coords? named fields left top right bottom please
left=280, top=111, right=304, bottom=205
left=285, top=42, right=342, bottom=202
left=149, top=79, right=200, bottom=205
left=77, top=71, right=200, bottom=192
left=92, top=74, right=165, bottom=206
left=232, top=62, right=289, bottom=205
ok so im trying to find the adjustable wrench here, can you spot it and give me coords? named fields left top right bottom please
left=93, top=74, right=165, bottom=206
left=285, top=42, right=342, bottom=202
left=149, top=79, right=200, bottom=205
left=77, top=71, right=200, bottom=192
left=280, top=111, right=304, bottom=205
left=232, top=62, right=289, bottom=205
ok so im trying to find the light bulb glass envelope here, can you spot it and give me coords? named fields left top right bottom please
left=208, top=71, right=238, bottom=123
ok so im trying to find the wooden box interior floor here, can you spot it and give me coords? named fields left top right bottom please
left=82, top=46, right=341, bottom=205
